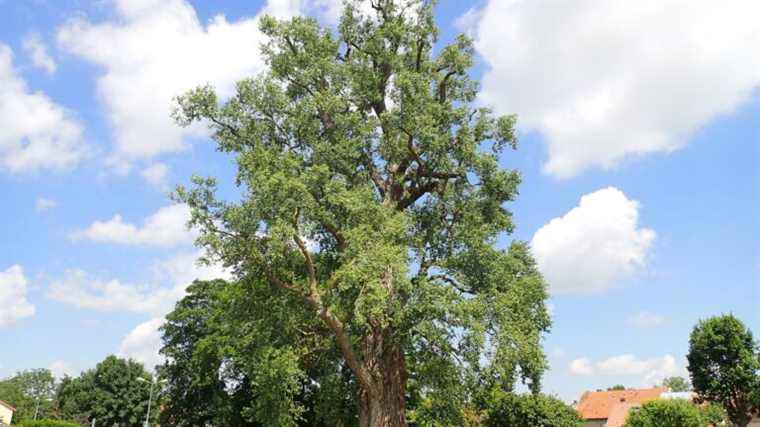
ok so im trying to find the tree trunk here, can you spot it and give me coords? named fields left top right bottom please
left=357, top=341, right=407, bottom=427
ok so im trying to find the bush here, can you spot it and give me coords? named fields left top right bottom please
left=700, top=403, right=729, bottom=425
left=624, top=399, right=709, bottom=427
left=16, top=420, right=81, bottom=427
left=485, top=392, right=582, bottom=427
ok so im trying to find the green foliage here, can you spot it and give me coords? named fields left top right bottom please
left=687, top=314, right=760, bottom=426
left=16, top=420, right=79, bottom=427
left=700, top=403, right=729, bottom=425
left=0, top=369, right=56, bottom=422
left=662, top=376, right=690, bottom=392
left=55, top=356, right=157, bottom=426
left=624, top=399, right=716, bottom=427
left=171, top=0, right=549, bottom=421
left=607, top=385, right=626, bottom=391
left=160, top=279, right=356, bottom=426
left=482, top=391, right=582, bottom=427
left=159, top=279, right=260, bottom=426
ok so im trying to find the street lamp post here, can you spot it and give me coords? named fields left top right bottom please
left=137, top=377, right=166, bottom=427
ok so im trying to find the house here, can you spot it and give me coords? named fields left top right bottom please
left=576, top=387, right=667, bottom=427
left=0, top=399, right=15, bottom=427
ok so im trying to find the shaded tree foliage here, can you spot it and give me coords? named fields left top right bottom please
left=172, top=0, right=550, bottom=425
left=159, top=279, right=356, bottom=426
left=55, top=356, right=157, bottom=426
left=687, top=314, right=760, bottom=427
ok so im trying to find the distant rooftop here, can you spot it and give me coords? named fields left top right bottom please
left=576, top=387, right=667, bottom=421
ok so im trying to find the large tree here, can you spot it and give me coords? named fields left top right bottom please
left=55, top=356, right=158, bottom=426
left=173, top=0, right=550, bottom=424
left=686, top=314, right=760, bottom=427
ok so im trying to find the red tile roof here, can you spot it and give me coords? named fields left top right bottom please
left=606, top=402, right=640, bottom=427
left=577, top=387, right=666, bottom=420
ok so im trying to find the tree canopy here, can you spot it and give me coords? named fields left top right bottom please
left=172, top=0, right=550, bottom=424
left=624, top=399, right=718, bottom=427
left=661, top=376, right=690, bottom=392
left=55, top=356, right=158, bottom=426
left=687, top=314, right=760, bottom=427
left=481, top=391, right=581, bottom=427
left=160, top=279, right=356, bottom=426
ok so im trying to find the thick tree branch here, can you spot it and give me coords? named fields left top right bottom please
left=438, top=70, right=457, bottom=103
left=322, top=221, right=347, bottom=251
left=397, top=180, right=437, bottom=209
left=264, top=250, right=373, bottom=392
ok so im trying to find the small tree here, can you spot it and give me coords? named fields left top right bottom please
left=624, top=399, right=704, bottom=427
left=661, top=376, right=690, bottom=392
left=687, top=314, right=760, bottom=427
left=607, top=385, right=626, bottom=391
left=0, top=369, right=56, bottom=422
left=483, top=392, right=582, bottom=427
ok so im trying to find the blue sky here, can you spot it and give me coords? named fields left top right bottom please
left=0, top=0, right=758, bottom=402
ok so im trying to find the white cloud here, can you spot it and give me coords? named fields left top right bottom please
left=23, top=34, right=56, bottom=74
left=140, top=162, right=169, bottom=187
left=0, top=265, right=36, bottom=327
left=0, top=44, right=86, bottom=173
left=47, top=250, right=231, bottom=316
left=627, top=311, right=667, bottom=328
left=47, top=269, right=182, bottom=315
left=307, top=0, right=377, bottom=24
left=569, top=354, right=681, bottom=385
left=569, top=357, right=593, bottom=375
left=118, top=317, right=165, bottom=370
left=56, top=0, right=303, bottom=168
left=599, top=354, right=680, bottom=385
left=35, top=197, right=58, bottom=212
left=531, top=187, right=655, bottom=294
left=48, top=360, right=75, bottom=379
left=471, top=0, right=760, bottom=178
left=70, top=203, right=194, bottom=247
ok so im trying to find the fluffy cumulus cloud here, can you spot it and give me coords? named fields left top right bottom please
left=570, top=354, right=682, bottom=385
left=118, top=317, right=165, bottom=370
left=70, top=203, right=194, bottom=247
left=22, top=34, right=56, bottom=74
left=0, top=265, right=36, bottom=327
left=56, top=0, right=305, bottom=169
left=627, top=311, right=667, bottom=328
left=531, top=187, right=655, bottom=294
left=0, top=44, right=85, bottom=173
left=47, top=250, right=231, bottom=316
left=470, top=0, right=760, bottom=178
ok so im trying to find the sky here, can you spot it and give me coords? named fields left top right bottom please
left=0, top=0, right=758, bottom=403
